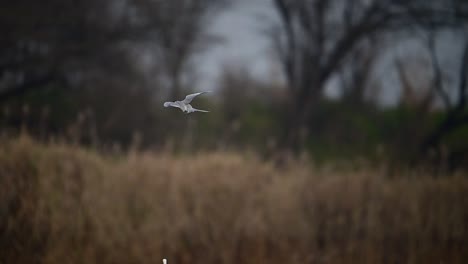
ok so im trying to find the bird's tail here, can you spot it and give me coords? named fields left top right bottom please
left=193, top=108, right=209, bottom=113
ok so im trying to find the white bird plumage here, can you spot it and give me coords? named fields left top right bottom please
left=163, top=91, right=211, bottom=113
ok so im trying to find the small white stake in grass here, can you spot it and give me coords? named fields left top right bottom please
left=163, top=91, right=211, bottom=114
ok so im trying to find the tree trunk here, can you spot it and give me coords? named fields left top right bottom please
left=417, top=40, right=468, bottom=168
left=276, top=78, right=323, bottom=162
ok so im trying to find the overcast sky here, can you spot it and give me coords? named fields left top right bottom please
left=196, top=0, right=279, bottom=88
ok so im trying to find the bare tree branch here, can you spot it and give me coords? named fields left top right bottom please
left=270, top=0, right=467, bottom=155
left=273, top=0, right=297, bottom=93
left=321, top=2, right=390, bottom=83
left=419, top=39, right=468, bottom=159
left=456, top=39, right=468, bottom=110
left=427, top=31, right=452, bottom=109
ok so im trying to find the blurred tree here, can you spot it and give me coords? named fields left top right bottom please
left=217, top=64, right=281, bottom=151
left=219, top=65, right=255, bottom=124
left=419, top=38, right=468, bottom=169
left=0, top=0, right=159, bottom=146
left=384, top=56, right=436, bottom=163
left=0, top=0, right=226, bottom=147
left=133, top=0, right=227, bottom=99
left=126, top=0, right=227, bottom=150
left=0, top=0, right=136, bottom=100
left=270, top=0, right=468, bottom=156
left=271, top=0, right=399, bottom=154
left=339, top=37, right=380, bottom=107
left=403, top=0, right=468, bottom=169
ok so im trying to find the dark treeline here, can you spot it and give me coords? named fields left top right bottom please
left=0, top=0, right=225, bottom=146
left=1, top=0, right=468, bottom=170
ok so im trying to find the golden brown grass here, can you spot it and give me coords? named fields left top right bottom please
left=1, top=136, right=467, bottom=264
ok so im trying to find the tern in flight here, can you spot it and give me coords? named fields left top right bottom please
left=163, top=91, right=211, bottom=113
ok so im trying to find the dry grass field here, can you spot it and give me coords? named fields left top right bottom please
left=1, top=136, right=467, bottom=264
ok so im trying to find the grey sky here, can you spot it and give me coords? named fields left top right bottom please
left=197, top=0, right=280, bottom=89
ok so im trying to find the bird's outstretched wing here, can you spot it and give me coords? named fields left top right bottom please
left=182, top=91, right=211, bottom=104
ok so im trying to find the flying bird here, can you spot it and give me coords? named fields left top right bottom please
left=163, top=91, right=211, bottom=113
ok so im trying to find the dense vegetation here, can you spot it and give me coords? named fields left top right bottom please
left=0, top=137, right=468, bottom=263
left=1, top=136, right=467, bottom=264
left=2, top=87, right=467, bottom=170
